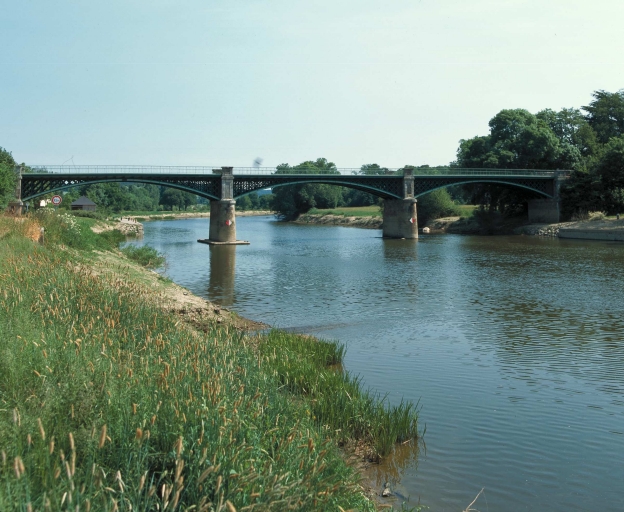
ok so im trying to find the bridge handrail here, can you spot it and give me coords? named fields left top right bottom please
left=22, top=165, right=569, bottom=178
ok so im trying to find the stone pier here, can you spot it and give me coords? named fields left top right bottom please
left=198, top=167, right=249, bottom=245
left=382, top=199, right=418, bottom=239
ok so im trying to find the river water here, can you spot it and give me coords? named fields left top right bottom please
left=127, top=216, right=624, bottom=511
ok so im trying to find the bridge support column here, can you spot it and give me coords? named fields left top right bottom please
left=198, top=167, right=249, bottom=245
left=528, top=198, right=560, bottom=224
left=383, top=199, right=418, bottom=239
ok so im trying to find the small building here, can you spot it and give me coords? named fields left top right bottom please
left=70, top=196, right=97, bottom=211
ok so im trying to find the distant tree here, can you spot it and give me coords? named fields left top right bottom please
left=358, top=163, right=391, bottom=175
left=0, top=147, right=17, bottom=208
left=271, top=158, right=344, bottom=220
left=582, top=89, right=624, bottom=144
left=160, top=188, right=185, bottom=211
left=236, top=195, right=253, bottom=211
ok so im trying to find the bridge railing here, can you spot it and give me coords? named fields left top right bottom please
left=22, top=165, right=570, bottom=178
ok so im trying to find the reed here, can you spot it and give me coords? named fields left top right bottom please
left=0, top=212, right=419, bottom=510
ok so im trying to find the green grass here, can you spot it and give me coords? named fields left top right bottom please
left=0, top=212, right=419, bottom=511
left=308, top=206, right=382, bottom=218
left=121, top=245, right=166, bottom=269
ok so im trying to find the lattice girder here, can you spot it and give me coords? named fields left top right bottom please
left=21, top=174, right=222, bottom=201
left=413, top=177, right=555, bottom=198
left=233, top=175, right=406, bottom=199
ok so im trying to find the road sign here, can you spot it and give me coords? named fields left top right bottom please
left=51, top=195, right=62, bottom=206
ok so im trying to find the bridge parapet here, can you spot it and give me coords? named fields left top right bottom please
left=22, top=165, right=569, bottom=178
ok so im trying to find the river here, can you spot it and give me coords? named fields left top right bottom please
left=126, top=216, right=624, bottom=511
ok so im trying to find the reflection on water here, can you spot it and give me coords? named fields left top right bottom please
left=128, top=217, right=624, bottom=512
left=208, top=245, right=236, bottom=307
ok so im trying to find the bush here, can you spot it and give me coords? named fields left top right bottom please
left=121, top=245, right=166, bottom=268
left=417, top=188, right=459, bottom=227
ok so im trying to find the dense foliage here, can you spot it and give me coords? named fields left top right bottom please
left=0, top=147, right=17, bottom=209
left=455, top=89, right=624, bottom=218
left=270, top=159, right=388, bottom=220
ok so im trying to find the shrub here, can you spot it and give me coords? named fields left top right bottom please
left=121, top=245, right=166, bottom=268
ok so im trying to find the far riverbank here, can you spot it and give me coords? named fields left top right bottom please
left=294, top=210, right=624, bottom=241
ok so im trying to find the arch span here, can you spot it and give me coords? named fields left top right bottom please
left=414, top=178, right=553, bottom=199
left=20, top=174, right=221, bottom=202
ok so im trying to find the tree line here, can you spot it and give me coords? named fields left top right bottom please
left=1, top=88, right=623, bottom=220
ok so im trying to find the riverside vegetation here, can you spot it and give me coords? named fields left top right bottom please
left=0, top=211, right=419, bottom=511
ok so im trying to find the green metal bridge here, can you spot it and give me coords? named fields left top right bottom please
left=18, top=165, right=569, bottom=202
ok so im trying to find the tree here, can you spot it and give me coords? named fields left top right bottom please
left=0, top=147, right=17, bottom=208
left=456, top=109, right=581, bottom=214
left=536, top=107, right=598, bottom=161
left=582, top=89, right=624, bottom=144
left=271, top=158, right=344, bottom=220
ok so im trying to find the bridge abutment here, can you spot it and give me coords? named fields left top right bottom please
left=528, top=198, right=560, bottom=224
left=382, top=198, right=418, bottom=239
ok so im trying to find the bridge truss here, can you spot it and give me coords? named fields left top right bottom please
left=18, top=166, right=568, bottom=202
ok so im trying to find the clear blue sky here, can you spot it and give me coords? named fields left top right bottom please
left=2, top=0, right=623, bottom=168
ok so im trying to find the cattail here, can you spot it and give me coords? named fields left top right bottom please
left=14, top=456, right=24, bottom=479
left=98, top=425, right=107, bottom=449
left=139, top=473, right=146, bottom=492
left=68, top=432, right=75, bottom=452
left=36, top=418, right=46, bottom=441
left=215, top=475, right=222, bottom=493
left=49, top=437, right=55, bottom=455
left=132, top=403, right=137, bottom=415
left=225, top=500, right=237, bottom=512
left=27, top=434, right=32, bottom=446
left=135, top=428, right=143, bottom=440
left=174, top=459, right=184, bottom=483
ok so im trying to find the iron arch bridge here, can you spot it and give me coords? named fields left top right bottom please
left=18, top=166, right=568, bottom=202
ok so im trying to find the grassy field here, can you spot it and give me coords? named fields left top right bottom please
left=308, top=206, right=383, bottom=218
left=0, top=212, right=419, bottom=511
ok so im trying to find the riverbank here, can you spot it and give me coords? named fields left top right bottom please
left=0, top=212, right=419, bottom=510
left=124, top=210, right=273, bottom=221
left=295, top=209, right=624, bottom=241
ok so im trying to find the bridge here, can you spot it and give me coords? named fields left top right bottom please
left=13, top=166, right=568, bottom=243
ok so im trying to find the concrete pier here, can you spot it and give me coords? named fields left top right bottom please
left=197, top=167, right=249, bottom=245
left=528, top=198, right=560, bottom=224
left=382, top=198, right=418, bottom=239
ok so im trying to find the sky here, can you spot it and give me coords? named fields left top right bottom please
left=2, top=0, right=623, bottom=169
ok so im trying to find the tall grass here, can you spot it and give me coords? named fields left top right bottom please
left=121, top=245, right=166, bottom=269
left=0, top=212, right=419, bottom=510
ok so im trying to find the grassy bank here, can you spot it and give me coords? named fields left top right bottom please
left=0, top=212, right=419, bottom=510
left=308, top=206, right=382, bottom=218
